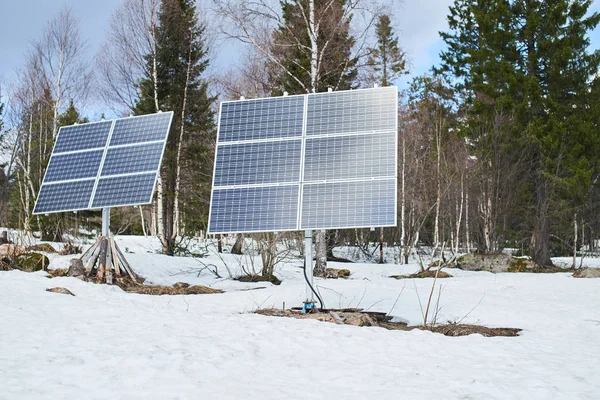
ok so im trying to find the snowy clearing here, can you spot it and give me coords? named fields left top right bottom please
left=1, top=235, right=600, bottom=399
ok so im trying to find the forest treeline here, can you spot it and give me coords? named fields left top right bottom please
left=1, top=0, right=599, bottom=269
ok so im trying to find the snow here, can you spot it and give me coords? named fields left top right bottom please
left=2, top=235, right=600, bottom=399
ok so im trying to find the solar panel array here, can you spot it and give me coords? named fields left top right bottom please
left=208, top=86, right=398, bottom=234
left=33, top=112, right=173, bottom=214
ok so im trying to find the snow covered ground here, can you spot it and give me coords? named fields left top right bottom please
left=1, top=235, right=600, bottom=399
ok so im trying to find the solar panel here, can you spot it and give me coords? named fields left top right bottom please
left=101, top=142, right=164, bottom=176
left=91, top=173, right=158, bottom=208
left=33, top=111, right=173, bottom=214
left=301, top=179, right=396, bottom=229
left=208, top=86, right=398, bottom=234
left=43, top=150, right=104, bottom=183
left=53, top=120, right=113, bottom=153
left=214, top=140, right=302, bottom=187
left=303, top=131, right=396, bottom=182
left=218, top=95, right=305, bottom=142
left=109, top=112, right=172, bottom=146
left=209, top=185, right=300, bottom=233
left=306, top=86, right=397, bottom=136
left=34, top=180, right=96, bottom=214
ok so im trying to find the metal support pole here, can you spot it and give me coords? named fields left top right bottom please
left=102, top=208, right=110, bottom=237
left=304, top=229, right=314, bottom=302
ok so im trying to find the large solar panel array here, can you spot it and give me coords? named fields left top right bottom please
left=33, top=112, right=173, bottom=214
left=208, top=86, right=398, bottom=233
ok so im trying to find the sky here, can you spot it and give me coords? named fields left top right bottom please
left=1, top=0, right=600, bottom=115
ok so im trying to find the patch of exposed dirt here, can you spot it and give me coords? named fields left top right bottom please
left=255, top=308, right=520, bottom=337
left=390, top=270, right=452, bottom=279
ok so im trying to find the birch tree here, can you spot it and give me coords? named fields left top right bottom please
left=35, top=8, right=91, bottom=140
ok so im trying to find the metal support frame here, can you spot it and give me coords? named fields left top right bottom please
left=102, top=208, right=110, bottom=237
left=304, top=229, right=315, bottom=305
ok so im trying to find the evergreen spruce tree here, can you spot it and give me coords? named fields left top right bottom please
left=367, top=14, right=407, bottom=86
left=270, top=0, right=358, bottom=95
left=439, top=0, right=600, bottom=265
left=136, top=0, right=215, bottom=254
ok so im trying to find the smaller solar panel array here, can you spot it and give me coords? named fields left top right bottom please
left=208, top=86, right=398, bottom=234
left=33, top=112, right=173, bottom=214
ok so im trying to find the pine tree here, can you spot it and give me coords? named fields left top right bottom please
left=439, top=0, right=600, bottom=265
left=270, top=0, right=358, bottom=95
left=367, top=14, right=407, bottom=86
left=58, top=99, right=89, bottom=126
left=136, top=0, right=215, bottom=254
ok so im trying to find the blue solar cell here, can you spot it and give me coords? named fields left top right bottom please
left=109, top=112, right=173, bottom=146
left=209, top=185, right=299, bottom=233
left=303, top=131, right=396, bottom=182
left=101, top=142, right=164, bottom=176
left=91, top=173, right=157, bottom=208
left=53, top=120, right=113, bottom=153
left=300, top=179, right=396, bottom=229
left=214, top=140, right=302, bottom=187
left=44, top=150, right=104, bottom=183
left=218, top=96, right=304, bottom=142
left=306, top=87, right=397, bottom=136
left=33, top=180, right=95, bottom=214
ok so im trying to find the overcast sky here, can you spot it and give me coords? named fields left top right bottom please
left=1, top=0, right=600, bottom=115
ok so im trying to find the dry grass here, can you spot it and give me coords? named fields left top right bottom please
left=390, top=270, right=453, bottom=279
left=117, top=278, right=223, bottom=295
left=46, top=269, right=222, bottom=295
left=255, top=308, right=520, bottom=337
left=27, top=244, right=58, bottom=253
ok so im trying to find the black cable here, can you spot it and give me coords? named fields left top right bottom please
left=303, top=259, right=325, bottom=311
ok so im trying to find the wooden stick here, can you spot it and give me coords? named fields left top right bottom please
left=109, top=234, right=121, bottom=277
left=105, top=238, right=113, bottom=285
left=86, top=239, right=103, bottom=273
left=114, top=243, right=137, bottom=283
left=81, top=239, right=100, bottom=264
left=96, top=239, right=108, bottom=282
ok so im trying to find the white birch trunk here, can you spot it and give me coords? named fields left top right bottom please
left=465, top=190, right=470, bottom=253
left=455, top=172, right=464, bottom=254
left=400, top=130, right=406, bottom=264
left=51, top=47, right=65, bottom=139
left=572, top=213, right=578, bottom=269
left=172, top=28, right=193, bottom=239
left=140, top=207, right=148, bottom=237
left=433, top=108, right=441, bottom=258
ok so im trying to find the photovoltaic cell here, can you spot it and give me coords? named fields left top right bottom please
left=300, top=179, right=396, bottom=229
left=53, top=120, right=113, bottom=153
left=306, top=86, right=397, bottom=136
left=101, top=142, right=164, bottom=176
left=92, top=173, right=157, bottom=208
left=303, top=131, right=396, bottom=182
left=43, top=150, right=104, bottom=183
left=218, top=96, right=304, bottom=142
left=33, top=180, right=95, bottom=214
left=109, top=112, right=172, bottom=146
left=214, top=140, right=302, bottom=187
left=209, top=185, right=299, bottom=233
